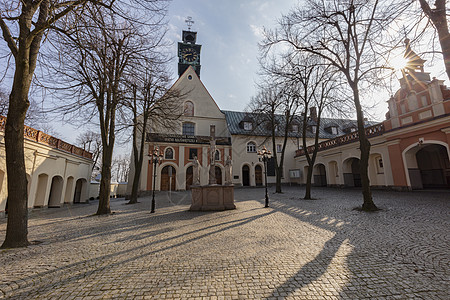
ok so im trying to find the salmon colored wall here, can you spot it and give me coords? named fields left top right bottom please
left=184, top=147, right=203, bottom=165
left=387, top=143, right=407, bottom=186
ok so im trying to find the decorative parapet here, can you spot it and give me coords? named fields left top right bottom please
left=295, top=123, right=385, bottom=157
left=0, top=115, right=93, bottom=160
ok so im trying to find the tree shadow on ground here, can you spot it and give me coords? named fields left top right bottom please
left=264, top=187, right=449, bottom=299
left=1, top=204, right=274, bottom=299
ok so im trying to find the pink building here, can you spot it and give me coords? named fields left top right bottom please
left=295, top=44, right=450, bottom=190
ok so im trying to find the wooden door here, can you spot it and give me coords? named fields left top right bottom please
left=255, top=165, right=263, bottom=186
left=161, top=166, right=176, bottom=191
left=242, top=165, right=250, bottom=186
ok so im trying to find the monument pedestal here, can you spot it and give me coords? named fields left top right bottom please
left=190, top=185, right=236, bottom=211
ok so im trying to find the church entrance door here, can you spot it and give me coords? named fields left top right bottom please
left=161, top=166, right=176, bottom=191
left=255, top=165, right=263, bottom=186
left=242, top=165, right=250, bottom=186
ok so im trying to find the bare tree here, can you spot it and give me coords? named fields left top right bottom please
left=417, top=0, right=450, bottom=80
left=77, top=130, right=102, bottom=179
left=112, top=155, right=129, bottom=183
left=124, top=63, right=183, bottom=204
left=0, top=0, right=109, bottom=248
left=262, top=0, right=401, bottom=211
left=287, top=55, right=346, bottom=200
left=45, top=3, right=170, bottom=215
left=249, top=79, right=300, bottom=194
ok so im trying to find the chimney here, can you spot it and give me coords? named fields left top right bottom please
left=309, top=107, right=317, bottom=122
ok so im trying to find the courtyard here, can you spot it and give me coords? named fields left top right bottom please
left=0, top=187, right=449, bottom=299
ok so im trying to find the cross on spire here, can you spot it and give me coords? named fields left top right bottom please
left=185, top=16, right=194, bottom=30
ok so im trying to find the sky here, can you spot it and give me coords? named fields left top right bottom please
left=165, top=0, right=296, bottom=112
left=1, top=0, right=447, bottom=155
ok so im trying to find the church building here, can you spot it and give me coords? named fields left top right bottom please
left=127, top=28, right=449, bottom=194
left=127, top=26, right=352, bottom=193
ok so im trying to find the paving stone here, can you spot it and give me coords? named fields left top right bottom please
left=0, top=187, right=449, bottom=299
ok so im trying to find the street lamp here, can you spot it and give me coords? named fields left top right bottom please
left=150, top=146, right=163, bottom=213
left=257, top=145, right=272, bottom=208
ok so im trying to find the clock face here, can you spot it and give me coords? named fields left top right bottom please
left=181, top=48, right=198, bottom=63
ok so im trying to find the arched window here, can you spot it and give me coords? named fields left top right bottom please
left=247, top=142, right=256, bottom=153
left=183, top=101, right=194, bottom=116
left=214, top=150, right=220, bottom=161
left=165, top=147, right=174, bottom=160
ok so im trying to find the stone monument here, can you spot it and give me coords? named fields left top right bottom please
left=190, top=125, right=236, bottom=211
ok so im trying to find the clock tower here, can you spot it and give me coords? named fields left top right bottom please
left=178, top=17, right=201, bottom=77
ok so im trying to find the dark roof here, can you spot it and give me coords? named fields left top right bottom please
left=222, top=110, right=377, bottom=139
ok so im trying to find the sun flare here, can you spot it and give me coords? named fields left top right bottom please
left=390, top=55, right=408, bottom=71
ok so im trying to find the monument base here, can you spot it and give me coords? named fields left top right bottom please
left=190, top=185, right=236, bottom=211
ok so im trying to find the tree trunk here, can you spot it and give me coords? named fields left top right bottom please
left=304, top=165, right=313, bottom=200
left=1, top=84, right=31, bottom=248
left=352, top=86, right=378, bottom=211
left=97, top=145, right=112, bottom=215
left=275, top=166, right=282, bottom=193
left=419, top=0, right=450, bottom=81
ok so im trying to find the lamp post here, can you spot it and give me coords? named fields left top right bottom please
left=257, top=146, right=272, bottom=208
left=150, top=147, right=163, bottom=213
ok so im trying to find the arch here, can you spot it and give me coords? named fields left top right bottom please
left=74, top=178, right=88, bottom=203
left=327, top=161, right=338, bottom=185
left=255, top=164, right=263, bottom=186
left=343, top=158, right=361, bottom=187
left=403, top=142, right=450, bottom=189
left=34, top=173, right=49, bottom=207
left=48, top=175, right=64, bottom=207
left=242, top=165, right=250, bottom=186
left=246, top=141, right=256, bottom=153
left=313, top=164, right=327, bottom=187
left=164, top=147, right=175, bottom=160
left=161, top=165, right=176, bottom=191
left=183, top=100, right=194, bottom=116
left=64, top=176, right=75, bottom=203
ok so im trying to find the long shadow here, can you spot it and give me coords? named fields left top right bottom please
left=267, top=233, right=346, bottom=299
left=2, top=208, right=275, bottom=299
left=263, top=187, right=450, bottom=299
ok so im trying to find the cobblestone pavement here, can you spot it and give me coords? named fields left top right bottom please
left=0, top=187, right=449, bottom=299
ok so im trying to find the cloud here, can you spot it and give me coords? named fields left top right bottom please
left=250, top=24, right=264, bottom=39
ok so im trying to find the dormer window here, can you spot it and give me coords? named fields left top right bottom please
left=291, top=124, right=299, bottom=133
left=325, top=125, right=339, bottom=135
left=243, top=122, right=253, bottom=131
left=308, top=125, right=317, bottom=134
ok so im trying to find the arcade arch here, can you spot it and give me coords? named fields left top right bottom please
left=34, top=173, right=49, bottom=207
left=404, top=142, right=450, bottom=189
left=313, top=164, right=327, bottom=186
left=74, top=178, right=88, bottom=203
left=343, top=158, right=361, bottom=187
left=48, top=175, right=64, bottom=207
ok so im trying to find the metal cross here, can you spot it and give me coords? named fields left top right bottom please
left=185, top=16, right=194, bottom=30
